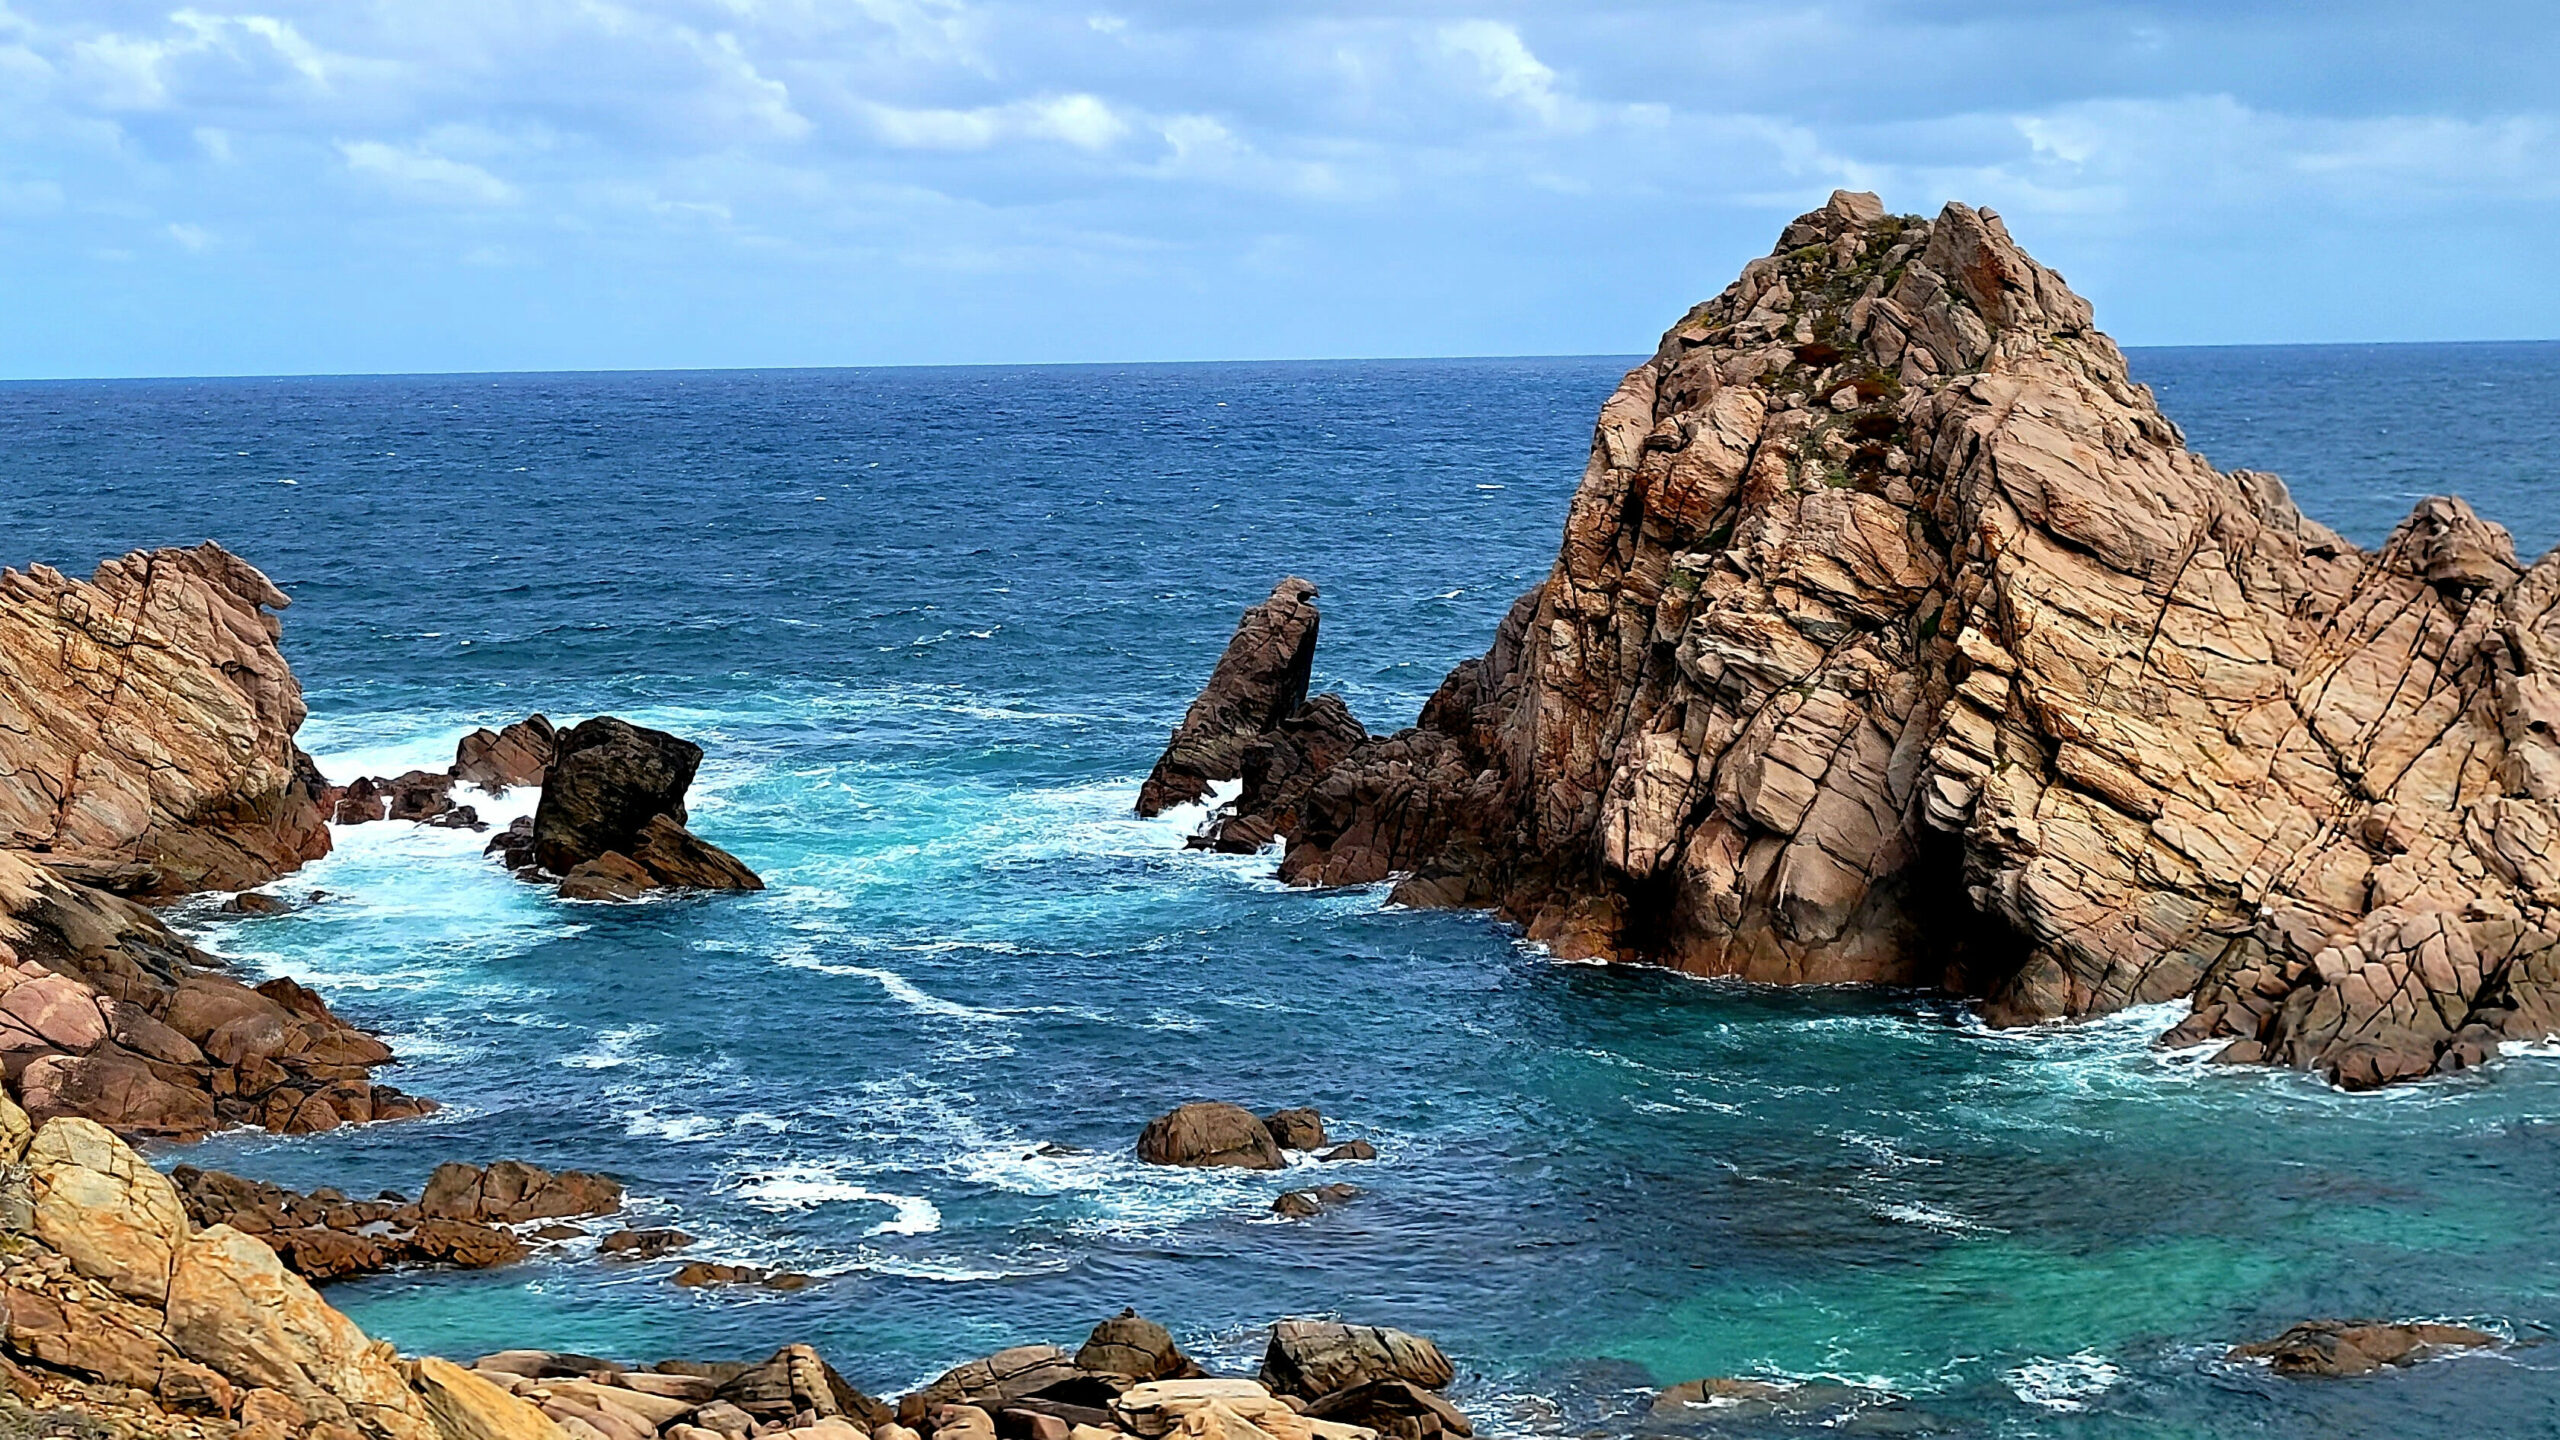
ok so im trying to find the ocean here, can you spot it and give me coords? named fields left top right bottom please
left=5, top=342, right=2560, bottom=1437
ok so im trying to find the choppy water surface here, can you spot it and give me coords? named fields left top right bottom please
left=5, top=344, right=2560, bottom=1438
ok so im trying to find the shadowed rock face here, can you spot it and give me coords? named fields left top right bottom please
left=1135, top=578, right=1322, bottom=818
left=1153, top=190, right=2560, bottom=1089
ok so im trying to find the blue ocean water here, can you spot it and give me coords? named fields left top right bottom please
left=3, top=343, right=2559, bottom=1438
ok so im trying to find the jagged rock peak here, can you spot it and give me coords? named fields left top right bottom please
left=1155, top=190, right=2560, bottom=1089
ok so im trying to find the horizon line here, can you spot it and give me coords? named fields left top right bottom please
left=5, top=335, right=2557, bottom=387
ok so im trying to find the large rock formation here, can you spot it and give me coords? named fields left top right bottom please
left=0, top=542, right=330, bottom=896
left=523, top=718, right=762, bottom=899
left=1153, top=190, right=2560, bottom=1089
left=1136, top=579, right=1325, bottom=818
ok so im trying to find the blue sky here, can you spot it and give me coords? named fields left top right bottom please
left=4, top=1, right=2555, bottom=377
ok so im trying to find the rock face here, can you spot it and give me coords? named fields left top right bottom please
left=528, top=718, right=761, bottom=898
left=1154, top=189, right=2560, bottom=1088
left=0, top=543, right=331, bottom=897
left=455, top=716, right=559, bottom=793
left=1137, top=580, right=1325, bottom=818
left=0, top=1096, right=441, bottom=1440
left=2228, top=1319, right=2500, bottom=1377
left=1257, top=1324, right=1452, bottom=1402
left=1134, top=1103, right=1283, bottom=1170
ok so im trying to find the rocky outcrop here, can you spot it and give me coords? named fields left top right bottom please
left=522, top=719, right=762, bottom=899
left=0, top=850, right=427, bottom=1140
left=1134, top=1104, right=1282, bottom=1170
left=2227, top=1319, right=2500, bottom=1377
left=1154, top=190, right=2560, bottom=1088
left=334, top=770, right=481, bottom=830
left=455, top=716, right=559, bottom=793
left=0, top=543, right=331, bottom=897
left=1137, top=580, right=1325, bottom=818
left=172, top=1160, right=621, bottom=1283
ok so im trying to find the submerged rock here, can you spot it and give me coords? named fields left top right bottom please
left=1134, top=1103, right=1282, bottom=1170
left=2228, top=1319, right=2500, bottom=1377
left=1154, top=189, right=2560, bottom=1088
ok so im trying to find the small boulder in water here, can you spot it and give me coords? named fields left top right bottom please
left=1318, top=1140, right=1376, bottom=1163
left=598, top=1227, right=695, bottom=1260
left=1136, top=1103, right=1282, bottom=1170
left=221, top=892, right=290, bottom=916
left=1263, top=1107, right=1326, bottom=1151
left=2228, top=1319, right=2500, bottom=1377
left=1271, top=1184, right=1358, bottom=1220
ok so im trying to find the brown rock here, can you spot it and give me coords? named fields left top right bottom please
left=455, top=716, right=559, bottom=793
left=1075, top=1311, right=1192, bottom=1384
left=2228, top=1319, right=2501, bottom=1377
left=420, top=1161, right=623, bottom=1225
left=164, top=1225, right=438, bottom=1440
left=1302, top=1381, right=1473, bottom=1440
left=409, top=1356, right=567, bottom=1440
left=0, top=543, right=330, bottom=895
left=531, top=717, right=703, bottom=875
left=629, top=815, right=764, bottom=892
left=26, top=1117, right=189, bottom=1303
left=1137, top=578, right=1323, bottom=817
left=915, top=1347, right=1084, bottom=1411
left=598, top=1228, right=695, bottom=1260
left=1135, top=1104, right=1282, bottom=1170
left=158, top=1357, right=240, bottom=1416
left=558, top=852, right=656, bottom=902
left=715, top=1345, right=886, bottom=1427
left=224, top=891, right=293, bottom=916
left=0, top=1285, right=167, bottom=1387
left=1315, top=1142, right=1374, bottom=1164
left=1257, top=1322, right=1452, bottom=1401
left=1262, top=1109, right=1325, bottom=1152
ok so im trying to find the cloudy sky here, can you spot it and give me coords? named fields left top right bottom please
left=4, top=1, right=2554, bottom=377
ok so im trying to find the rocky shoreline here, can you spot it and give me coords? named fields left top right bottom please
left=0, top=193, right=2540, bottom=1440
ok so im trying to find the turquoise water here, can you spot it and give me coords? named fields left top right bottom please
left=5, top=347, right=2560, bottom=1436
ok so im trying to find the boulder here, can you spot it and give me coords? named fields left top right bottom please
left=488, top=816, right=539, bottom=872
left=420, top=1161, right=622, bottom=1225
left=1075, top=1310, right=1194, bottom=1383
left=1302, top=1382, right=1472, bottom=1440
left=163, top=1224, right=438, bottom=1440
left=597, top=1228, right=695, bottom=1260
left=26, top=1117, right=189, bottom=1303
left=2228, top=1319, right=2501, bottom=1377
left=1316, top=1142, right=1375, bottom=1164
left=409, top=1356, right=568, bottom=1440
left=531, top=718, right=703, bottom=875
left=18, top=1051, right=215, bottom=1138
left=455, top=716, right=559, bottom=793
left=917, top=1346, right=1085, bottom=1411
left=1135, top=1104, right=1282, bottom=1170
left=629, top=815, right=763, bottom=891
left=1262, top=1109, right=1325, bottom=1152
left=714, top=1345, right=886, bottom=1427
left=558, top=853, right=656, bottom=903
left=1136, top=578, right=1322, bottom=817
left=0, top=1285, right=168, bottom=1387
left=669, top=1262, right=810, bottom=1290
left=1258, top=1324, right=1452, bottom=1401
left=224, top=892, right=293, bottom=916
left=1271, top=1184, right=1358, bottom=1220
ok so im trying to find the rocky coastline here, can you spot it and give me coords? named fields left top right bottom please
left=0, top=195, right=2534, bottom=1440
left=1147, top=190, right=2560, bottom=1092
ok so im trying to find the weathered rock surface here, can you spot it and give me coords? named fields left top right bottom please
left=1154, top=190, right=2560, bottom=1088
left=1074, top=1312, right=1196, bottom=1385
left=1134, top=1104, right=1282, bottom=1170
left=2227, top=1319, right=2500, bottom=1377
left=0, top=543, right=331, bottom=897
left=1262, top=1109, right=1325, bottom=1152
left=172, top=1161, right=618, bottom=1283
left=334, top=771, right=471, bottom=828
left=1138, top=580, right=1325, bottom=818
left=1257, top=1324, right=1451, bottom=1402
left=456, top=716, right=560, bottom=793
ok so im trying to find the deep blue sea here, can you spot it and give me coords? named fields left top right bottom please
left=5, top=342, right=2560, bottom=1438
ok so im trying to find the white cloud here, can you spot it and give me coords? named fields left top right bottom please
left=1435, top=20, right=1562, bottom=126
left=166, top=221, right=212, bottom=249
left=865, top=92, right=1128, bottom=151
left=337, top=139, right=516, bottom=204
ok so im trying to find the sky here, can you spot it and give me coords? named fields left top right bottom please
left=3, top=1, right=2556, bottom=378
